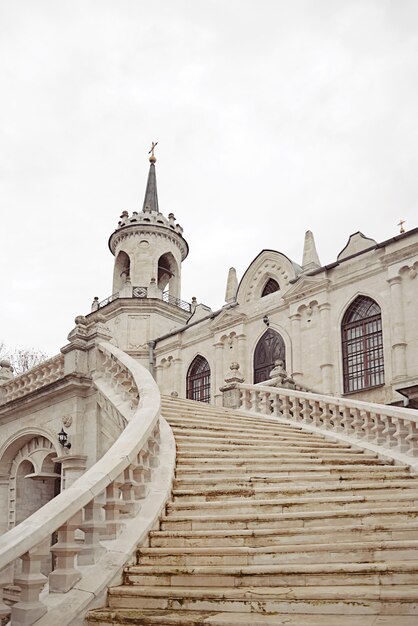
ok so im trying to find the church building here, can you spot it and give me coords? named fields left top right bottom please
left=88, top=150, right=418, bottom=408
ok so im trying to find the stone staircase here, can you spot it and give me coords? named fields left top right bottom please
left=87, top=396, right=418, bottom=625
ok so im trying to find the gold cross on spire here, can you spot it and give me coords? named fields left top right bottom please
left=148, top=141, right=158, bottom=163
left=398, top=219, right=406, bottom=234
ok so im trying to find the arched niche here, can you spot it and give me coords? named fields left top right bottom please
left=113, top=250, right=131, bottom=292
left=253, top=329, right=286, bottom=384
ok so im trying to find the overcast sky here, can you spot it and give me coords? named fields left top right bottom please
left=1, top=0, right=417, bottom=356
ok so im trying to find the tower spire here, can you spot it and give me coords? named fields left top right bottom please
left=143, top=142, right=159, bottom=212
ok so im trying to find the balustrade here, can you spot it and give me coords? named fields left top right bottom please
left=0, top=341, right=166, bottom=625
left=0, top=354, right=65, bottom=404
left=232, top=383, right=418, bottom=463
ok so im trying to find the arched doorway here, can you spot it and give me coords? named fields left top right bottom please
left=253, top=329, right=286, bottom=384
left=186, top=356, right=211, bottom=403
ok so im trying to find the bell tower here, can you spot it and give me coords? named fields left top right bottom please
left=109, top=145, right=188, bottom=299
left=90, top=147, right=191, bottom=364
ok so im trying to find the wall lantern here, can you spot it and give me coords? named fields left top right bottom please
left=58, top=428, right=71, bottom=450
left=263, top=315, right=269, bottom=326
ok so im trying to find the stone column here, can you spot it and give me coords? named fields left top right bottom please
left=172, top=357, right=182, bottom=396
left=387, top=276, right=407, bottom=380
left=289, top=313, right=302, bottom=382
left=213, top=341, right=224, bottom=406
left=318, top=303, right=333, bottom=394
left=236, top=334, right=247, bottom=382
left=54, top=455, right=88, bottom=490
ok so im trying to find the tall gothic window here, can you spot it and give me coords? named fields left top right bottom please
left=186, top=356, right=211, bottom=403
left=342, top=296, right=384, bottom=393
left=261, top=278, right=280, bottom=297
left=253, top=329, right=286, bottom=384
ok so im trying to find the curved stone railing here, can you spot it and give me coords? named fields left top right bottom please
left=0, top=354, right=65, bottom=404
left=0, top=342, right=175, bottom=626
left=234, top=383, right=418, bottom=469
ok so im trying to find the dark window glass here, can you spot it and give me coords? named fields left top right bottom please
left=186, top=356, right=211, bottom=403
left=342, top=296, right=384, bottom=393
left=261, top=278, right=280, bottom=297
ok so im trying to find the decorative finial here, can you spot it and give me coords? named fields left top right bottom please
left=398, top=219, right=406, bottom=234
left=148, top=141, right=158, bottom=163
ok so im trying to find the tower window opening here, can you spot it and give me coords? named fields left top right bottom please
left=158, top=253, right=176, bottom=292
left=342, top=296, right=384, bottom=393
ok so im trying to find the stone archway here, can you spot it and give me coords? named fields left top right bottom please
left=8, top=436, right=61, bottom=530
left=253, top=329, right=286, bottom=384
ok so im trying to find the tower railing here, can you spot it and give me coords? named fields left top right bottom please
left=0, top=342, right=175, bottom=626
left=96, top=286, right=191, bottom=313
left=229, top=382, right=418, bottom=469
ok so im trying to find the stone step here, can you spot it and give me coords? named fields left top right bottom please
left=176, top=441, right=357, bottom=452
left=122, top=561, right=418, bottom=588
left=174, top=468, right=413, bottom=489
left=87, top=606, right=418, bottom=625
left=175, top=454, right=382, bottom=466
left=171, top=429, right=338, bottom=444
left=137, top=538, right=418, bottom=566
left=175, top=463, right=395, bottom=478
left=176, top=445, right=365, bottom=456
left=177, top=449, right=381, bottom=467
left=166, top=414, right=301, bottom=430
left=160, top=505, right=418, bottom=531
left=149, top=521, right=418, bottom=548
left=172, top=479, right=418, bottom=502
left=166, top=492, right=418, bottom=516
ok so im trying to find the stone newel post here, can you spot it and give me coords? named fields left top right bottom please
left=220, top=362, right=244, bottom=409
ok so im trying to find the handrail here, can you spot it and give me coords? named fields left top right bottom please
left=234, top=382, right=418, bottom=466
left=0, top=353, right=65, bottom=404
left=0, top=341, right=167, bottom=624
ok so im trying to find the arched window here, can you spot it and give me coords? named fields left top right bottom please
left=186, top=356, right=211, bottom=403
left=342, top=296, right=384, bottom=393
left=261, top=278, right=280, bottom=297
left=253, top=329, right=285, bottom=384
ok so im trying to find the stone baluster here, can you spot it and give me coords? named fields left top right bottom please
left=332, top=405, right=344, bottom=432
left=120, top=466, right=139, bottom=516
left=370, top=412, right=386, bottom=445
left=271, top=393, right=281, bottom=417
left=405, top=420, right=418, bottom=457
left=340, top=405, right=353, bottom=434
left=360, top=409, right=373, bottom=442
left=387, top=275, right=407, bottom=380
left=300, top=398, right=312, bottom=424
left=79, top=495, right=106, bottom=565
left=250, top=390, right=259, bottom=413
left=280, top=394, right=292, bottom=420
left=12, top=539, right=50, bottom=625
left=310, top=400, right=322, bottom=427
left=0, top=564, right=13, bottom=624
left=350, top=408, right=363, bottom=438
left=259, top=390, right=271, bottom=415
left=320, top=401, right=333, bottom=429
left=382, top=416, right=397, bottom=448
left=103, top=480, right=124, bottom=539
left=393, top=418, right=409, bottom=453
left=49, top=512, right=82, bottom=592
